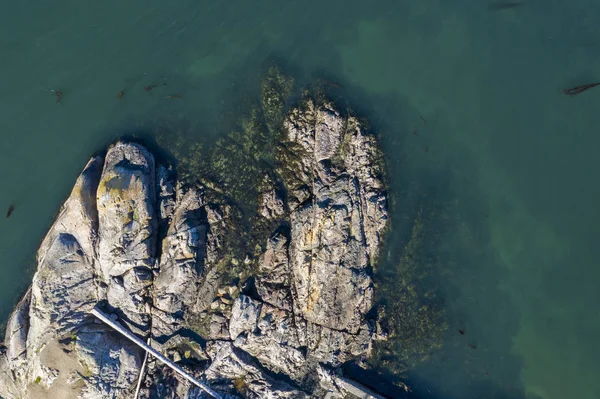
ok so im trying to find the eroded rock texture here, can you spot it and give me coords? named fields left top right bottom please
left=0, top=98, right=387, bottom=399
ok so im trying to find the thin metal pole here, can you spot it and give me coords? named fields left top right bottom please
left=134, top=337, right=151, bottom=399
left=91, top=307, right=221, bottom=399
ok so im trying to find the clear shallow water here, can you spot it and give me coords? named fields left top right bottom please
left=1, top=1, right=600, bottom=398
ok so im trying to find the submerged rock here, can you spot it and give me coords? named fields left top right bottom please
left=0, top=97, right=388, bottom=398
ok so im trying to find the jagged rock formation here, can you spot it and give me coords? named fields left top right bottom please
left=0, top=98, right=388, bottom=398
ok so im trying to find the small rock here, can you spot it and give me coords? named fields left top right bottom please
left=220, top=297, right=233, bottom=305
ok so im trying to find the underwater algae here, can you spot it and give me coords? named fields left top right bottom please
left=155, top=66, right=296, bottom=286
left=369, top=205, right=448, bottom=382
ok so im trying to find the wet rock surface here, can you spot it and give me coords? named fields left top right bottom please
left=0, top=97, right=388, bottom=398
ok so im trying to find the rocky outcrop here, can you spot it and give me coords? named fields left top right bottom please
left=96, top=143, right=157, bottom=334
left=0, top=98, right=388, bottom=399
left=283, top=101, right=387, bottom=334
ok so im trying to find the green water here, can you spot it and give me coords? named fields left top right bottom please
left=1, top=1, right=600, bottom=398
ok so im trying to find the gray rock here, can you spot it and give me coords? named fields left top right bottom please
left=259, top=175, right=285, bottom=220
left=75, top=324, right=142, bottom=398
left=229, top=295, right=262, bottom=341
left=5, top=288, right=30, bottom=364
left=230, top=298, right=308, bottom=380
left=0, top=97, right=388, bottom=399
left=204, top=341, right=305, bottom=399
left=157, top=164, right=177, bottom=225
left=97, top=142, right=157, bottom=333
left=283, top=100, right=387, bottom=334
left=209, top=314, right=230, bottom=340
left=152, top=187, right=207, bottom=340
left=256, top=233, right=293, bottom=311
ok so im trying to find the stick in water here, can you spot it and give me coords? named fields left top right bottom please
left=562, top=82, right=600, bottom=96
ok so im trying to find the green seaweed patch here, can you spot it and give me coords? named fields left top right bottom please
left=155, top=135, right=207, bottom=184
left=273, top=94, right=314, bottom=192
left=370, top=207, right=448, bottom=378
left=157, top=67, right=297, bottom=271
left=275, top=139, right=309, bottom=186
left=261, top=66, right=295, bottom=134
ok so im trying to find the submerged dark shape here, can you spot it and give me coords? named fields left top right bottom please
left=457, top=328, right=465, bottom=335
left=6, top=204, right=14, bottom=218
left=562, top=82, right=600, bottom=96
left=488, top=1, right=524, bottom=10
left=144, top=77, right=167, bottom=94
left=322, top=79, right=343, bottom=89
left=50, top=89, right=63, bottom=103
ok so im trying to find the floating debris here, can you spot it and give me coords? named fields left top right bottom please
left=562, top=82, right=600, bottom=96
left=6, top=204, right=14, bottom=218
left=49, top=89, right=63, bottom=104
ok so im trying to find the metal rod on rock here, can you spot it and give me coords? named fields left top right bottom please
left=134, top=337, right=151, bottom=399
left=91, top=306, right=221, bottom=399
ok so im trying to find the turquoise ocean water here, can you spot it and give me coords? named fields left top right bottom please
left=1, top=1, right=600, bottom=398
